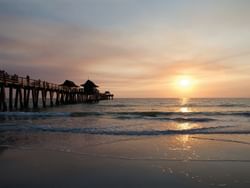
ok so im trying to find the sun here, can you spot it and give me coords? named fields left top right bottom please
left=178, top=78, right=193, bottom=89
left=173, top=76, right=195, bottom=94
left=172, top=75, right=196, bottom=96
left=179, top=79, right=190, bottom=88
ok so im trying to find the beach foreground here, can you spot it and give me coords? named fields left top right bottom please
left=0, top=99, right=250, bottom=187
left=1, top=133, right=250, bottom=188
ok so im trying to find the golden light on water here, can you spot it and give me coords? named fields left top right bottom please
left=180, top=98, right=191, bottom=113
left=178, top=135, right=190, bottom=144
left=177, top=122, right=192, bottom=130
left=176, top=122, right=199, bottom=131
left=180, top=98, right=189, bottom=106
left=180, top=107, right=190, bottom=113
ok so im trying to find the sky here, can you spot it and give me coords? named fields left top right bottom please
left=1, top=0, right=250, bottom=98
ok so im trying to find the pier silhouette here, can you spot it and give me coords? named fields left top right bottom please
left=0, top=70, right=114, bottom=111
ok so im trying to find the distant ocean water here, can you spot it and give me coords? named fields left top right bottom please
left=1, top=98, right=250, bottom=136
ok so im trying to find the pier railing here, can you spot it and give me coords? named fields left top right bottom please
left=0, top=70, right=67, bottom=91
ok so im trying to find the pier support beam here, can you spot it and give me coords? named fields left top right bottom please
left=60, top=92, right=65, bottom=104
left=65, top=92, right=69, bottom=104
left=42, top=90, right=47, bottom=108
left=23, top=88, right=31, bottom=108
left=32, top=89, right=39, bottom=108
left=25, top=89, right=30, bottom=108
left=14, top=88, right=19, bottom=109
left=56, top=92, right=60, bottom=105
left=19, top=88, right=24, bottom=109
left=0, top=85, right=7, bottom=111
left=9, top=86, right=13, bottom=111
left=49, top=91, right=54, bottom=106
left=0, top=85, right=2, bottom=111
left=24, top=89, right=27, bottom=108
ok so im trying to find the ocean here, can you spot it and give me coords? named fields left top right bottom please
left=0, top=98, right=250, bottom=187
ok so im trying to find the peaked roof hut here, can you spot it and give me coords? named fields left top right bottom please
left=81, top=80, right=99, bottom=95
left=81, top=80, right=98, bottom=88
left=59, top=80, right=79, bottom=88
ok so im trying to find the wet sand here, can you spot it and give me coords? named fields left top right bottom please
left=0, top=132, right=250, bottom=188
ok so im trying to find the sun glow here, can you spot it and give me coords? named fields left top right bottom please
left=171, top=76, right=197, bottom=97
left=179, top=79, right=191, bottom=88
left=174, top=76, right=195, bottom=92
left=177, top=77, right=194, bottom=90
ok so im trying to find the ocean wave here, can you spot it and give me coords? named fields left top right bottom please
left=70, top=112, right=104, bottom=117
left=0, top=111, right=103, bottom=118
left=216, top=104, right=248, bottom=107
left=1, top=111, right=250, bottom=120
left=170, top=117, right=215, bottom=122
left=233, top=112, right=250, bottom=117
left=183, top=104, right=249, bottom=108
left=0, top=124, right=249, bottom=136
left=0, top=111, right=71, bottom=117
left=115, top=116, right=216, bottom=122
left=113, top=111, right=204, bottom=117
left=112, top=111, right=250, bottom=118
left=97, top=104, right=130, bottom=108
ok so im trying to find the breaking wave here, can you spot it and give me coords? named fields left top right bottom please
left=113, top=111, right=250, bottom=117
left=115, top=116, right=216, bottom=122
left=0, top=111, right=71, bottom=117
left=0, top=124, right=249, bottom=136
left=0, top=111, right=250, bottom=122
left=0, top=111, right=250, bottom=117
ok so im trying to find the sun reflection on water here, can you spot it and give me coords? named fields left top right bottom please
left=178, top=135, right=190, bottom=143
left=179, top=98, right=193, bottom=113
left=180, top=98, right=189, bottom=106
left=180, top=107, right=190, bottom=113
left=176, top=123, right=199, bottom=145
left=177, top=122, right=191, bottom=130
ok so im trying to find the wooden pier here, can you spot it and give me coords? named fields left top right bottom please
left=0, top=70, right=114, bottom=111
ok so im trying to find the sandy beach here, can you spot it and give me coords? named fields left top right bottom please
left=1, top=122, right=250, bottom=187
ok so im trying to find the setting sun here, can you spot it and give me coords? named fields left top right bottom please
left=176, top=76, right=194, bottom=90
left=180, top=79, right=191, bottom=88
left=172, top=76, right=196, bottom=97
